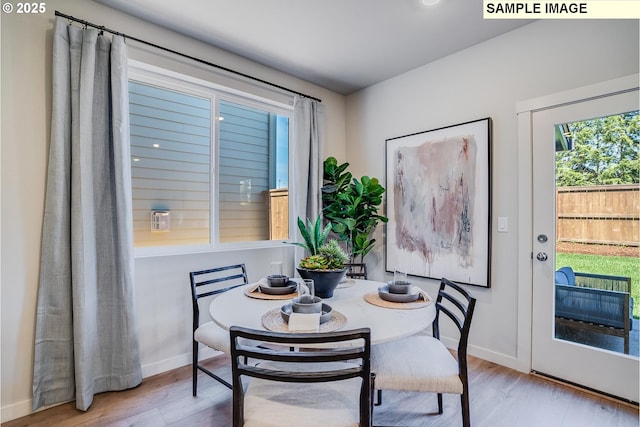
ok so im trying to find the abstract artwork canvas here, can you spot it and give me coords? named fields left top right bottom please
left=385, top=118, right=492, bottom=287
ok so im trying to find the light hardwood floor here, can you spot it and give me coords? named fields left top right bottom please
left=3, top=355, right=638, bottom=427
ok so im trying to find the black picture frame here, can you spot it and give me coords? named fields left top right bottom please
left=385, top=117, right=492, bottom=288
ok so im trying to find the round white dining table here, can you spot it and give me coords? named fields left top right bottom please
left=209, top=279, right=436, bottom=345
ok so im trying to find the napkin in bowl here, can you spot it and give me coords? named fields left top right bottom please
left=246, top=277, right=269, bottom=293
left=414, top=287, right=432, bottom=303
left=288, top=312, right=321, bottom=332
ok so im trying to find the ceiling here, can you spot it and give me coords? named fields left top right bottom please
left=97, top=0, right=533, bottom=95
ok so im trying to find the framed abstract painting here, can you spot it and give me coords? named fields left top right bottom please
left=385, top=117, right=492, bottom=287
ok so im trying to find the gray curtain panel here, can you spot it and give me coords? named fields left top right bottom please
left=32, top=17, right=142, bottom=412
left=292, top=96, right=325, bottom=261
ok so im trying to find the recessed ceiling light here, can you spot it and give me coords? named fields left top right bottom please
left=421, top=0, right=441, bottom=5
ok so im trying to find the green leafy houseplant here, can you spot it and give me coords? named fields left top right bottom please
left=322, top=156, right=388, bottom=264
left=290, top=216, right=349, bottom=298
left=291, top=216, right=348, bottom=270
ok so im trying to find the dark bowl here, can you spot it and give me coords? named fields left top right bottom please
left=281, top=303, right=333, bottom=324
left=291, top=295, right=323, bottom=313
left=379, top=285, right=420, bottom=303
left=267, top=274, right=290, bottom=287
left=259, top=282, right=296, bottom=295
left=387, top=280, right=412, bottom=294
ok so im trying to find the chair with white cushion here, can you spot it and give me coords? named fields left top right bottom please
left=189, top=264, right=249, bottom=395
left=371, top=278, right=476, bottom=427
left=230, top=326, right=374, bottom=427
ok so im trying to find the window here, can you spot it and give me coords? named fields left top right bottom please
left=128, top=63, right=291, bottom=253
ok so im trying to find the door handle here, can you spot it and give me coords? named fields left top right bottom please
left=536, top=252, right=548, bottom=261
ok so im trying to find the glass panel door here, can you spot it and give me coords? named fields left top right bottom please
left=554, top=112, right=638, bottom=356
left=531, top=89, right=639, bottom=402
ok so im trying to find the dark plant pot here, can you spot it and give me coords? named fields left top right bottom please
left=296, top=268, right=347, bottom=298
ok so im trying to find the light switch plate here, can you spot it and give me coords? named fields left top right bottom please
left=497, top=217, right=508, bottom=233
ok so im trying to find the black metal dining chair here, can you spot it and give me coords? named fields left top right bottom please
left=189, top=264, right=249, bottom=395
left=230, top=326, right=375, bottom=427
left=370, top=278, right=476, bottom=427
left=345, top=262, right=368, bottom=280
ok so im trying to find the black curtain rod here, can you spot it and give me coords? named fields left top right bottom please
left=54, top=10, right=321, bottom=103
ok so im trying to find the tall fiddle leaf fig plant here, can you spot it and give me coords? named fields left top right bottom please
left=321, top=156, right=388, bottom=264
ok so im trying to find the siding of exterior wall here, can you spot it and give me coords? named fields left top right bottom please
left=129, top=81, right=211, bottom=246
left=218, top=101, right=271, bottom=242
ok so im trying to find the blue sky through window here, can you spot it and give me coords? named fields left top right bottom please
left=276, top=115, right=289, bottom=189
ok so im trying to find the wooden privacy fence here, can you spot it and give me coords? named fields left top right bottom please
left=556, top=184, right=639, bottom=247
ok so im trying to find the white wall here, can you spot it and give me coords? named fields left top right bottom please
left=0, top=0, right=346, bottom=421
left=345, top=19, right=639, bottom=369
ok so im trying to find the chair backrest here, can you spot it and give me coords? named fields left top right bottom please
left=555, top=284, right=630, bottom=330
left=229, top=326, right=372, bottom=427
left=573, top=271, right=632, bottom=293
left=189, top=264, right=248, bottom=332
left=345, top=263, right=368, bottom=280
left=432, top=278, right=476, bottom=368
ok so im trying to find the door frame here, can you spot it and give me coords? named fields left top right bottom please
left=515, top=74, right=639, bottom=374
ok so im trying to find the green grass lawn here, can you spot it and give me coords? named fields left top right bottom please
left=556, top=252, right=639, bottom=318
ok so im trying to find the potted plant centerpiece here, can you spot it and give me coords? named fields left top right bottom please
left=291, top=216, right=349, bottom=298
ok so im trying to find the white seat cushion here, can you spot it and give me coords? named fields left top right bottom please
left=194, top=321, right=231, bottom=354
left=371, top=335, right=463, bottom=394
left=242, top=362, right=363, bottom=427
left=195, top=321, right=264, bottom=355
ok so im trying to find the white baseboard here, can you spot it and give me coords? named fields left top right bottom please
left=0, top=348, right=222, bottom=423
left=468, top=344, right=527, bottom=372
left=1, top=399, right=36, bottom=424
left=141, top=347, right=219, bottom=378
left=440, top=336, right=527, bottom=373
